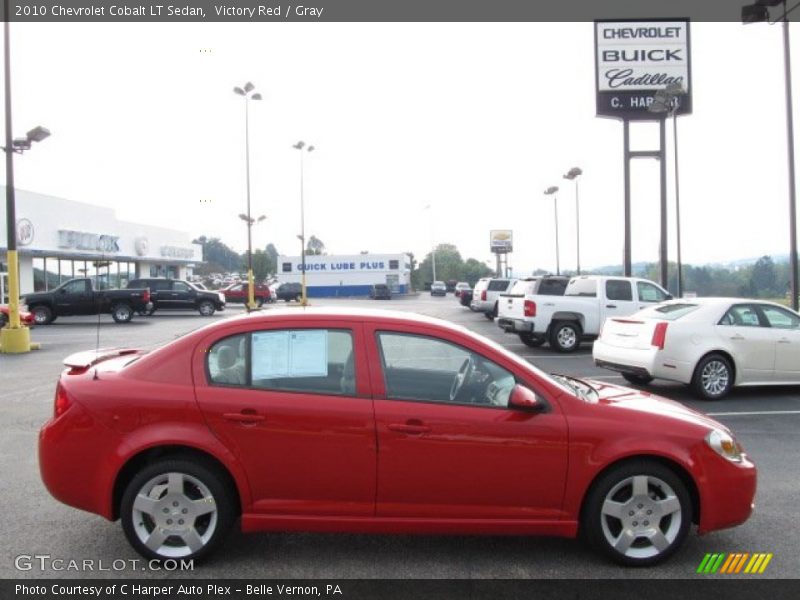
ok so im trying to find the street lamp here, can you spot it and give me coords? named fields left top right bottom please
left=742, top=0, right=799, bottom=310
left=563, top=167, right=583, bottom=275
left=649, top=82, right=686, bottom=297
left=1, top=5, right=48, bottom=353
left=544, top=186, right=560, bottom=275
left=293, top=141, right=314, bottom=306
left=233, top=81, right=262, bottom=310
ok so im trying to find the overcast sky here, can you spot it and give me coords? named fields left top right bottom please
left=2, top=21, right=797, bottom=273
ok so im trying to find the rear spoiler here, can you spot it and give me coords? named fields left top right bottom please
left=63, top=348, right=142, bottom=370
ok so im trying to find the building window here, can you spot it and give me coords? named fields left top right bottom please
left=282, top=262, right=292, bottom=273
left=389, top=260, right=399, bottom=270
left=33, top=258, right=46, bottom=291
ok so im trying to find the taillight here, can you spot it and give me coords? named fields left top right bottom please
left=143, top=288, right=151, bottom=303
left=54, top=383, right=72, bottom=418
left=651, top=322, right=669, bottom=349
left=481, top=290, right=487, bottom=301
left=524, top=299, right=536, bottom=317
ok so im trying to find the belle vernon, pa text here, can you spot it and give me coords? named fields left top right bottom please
left=46, top=4, right=325, bottom=18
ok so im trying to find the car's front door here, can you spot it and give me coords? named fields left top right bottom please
left=194, top=322, right=377, bottom=516
left=171, top=281, right=196, bottom=310
left=366, top=326, right=569, bottom=520
left=758, top=304, right=800, bottom=382
left=717, top=304, right=775, bottom=383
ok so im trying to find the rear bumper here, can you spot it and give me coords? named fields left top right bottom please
left=497, top=317, right=533, bottom=333
left=593, top=340, right=694, bottom=384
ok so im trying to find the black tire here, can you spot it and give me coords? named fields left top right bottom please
left=198, top=301, right=216, bottom=317
left=255, top=297, right=264, bottom=308
left=519, top=332, right=545, bottom=347
left=622, top=373, right=654, bottom=386
left=31, top=305, right=54, bottom=325
left=111, top=303, right=134, bottom=323
left=484, top=303, right=498, bottom=321
left=549, top=321, right=581, bottom=353
left=582, top=460, right=692, bottom=566
left=120, top=458, right=235, bottom=562
left=691, top=353, right=733, bottom=400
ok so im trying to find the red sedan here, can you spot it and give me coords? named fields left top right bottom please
left=221, top=283, right=271, bottom=307
left=39, top=308, right=756, bottom=565
left=0, top=305, right=34, bottom=327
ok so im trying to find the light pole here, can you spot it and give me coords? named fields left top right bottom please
left=1, top=7, right=48, bottom=353
left=563, top=167, right=583, bottom=275
left=742, top=0, right=799, bottom=310
left=238, top=213, right=266, bottom=308
left=544, top=186, right=560, bottom=275
left=424, top=204, right=437, bottom=282
left=233, top=82, right=262, bottom=310
left=649, top=82, right=686, bottom=297
left=293, top=141, right=314, bottom=306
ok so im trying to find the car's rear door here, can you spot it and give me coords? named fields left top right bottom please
left=364, top=322, right=568, bottom=520
left=194, top=319, right=377, bottom=516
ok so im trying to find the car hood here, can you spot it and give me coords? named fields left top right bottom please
left=584, top=379, right=731, bottom=435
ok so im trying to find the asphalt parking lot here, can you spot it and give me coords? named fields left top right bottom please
left=1, top=294, right=798, bottom=579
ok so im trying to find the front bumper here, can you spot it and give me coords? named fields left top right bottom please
left=697, top=452, right=757, bottom=534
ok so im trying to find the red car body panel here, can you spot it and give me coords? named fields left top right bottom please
left=38, top=308, right=756, bottom=544
left=0, top=305, right=34, bottom=325
left=222, top=284, right=271, bottom=304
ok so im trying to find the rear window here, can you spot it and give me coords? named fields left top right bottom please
left=487, top=279, right=511, bottom=291
left=639, top=303, right=700, bottom=321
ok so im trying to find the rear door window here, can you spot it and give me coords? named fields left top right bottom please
left=605, top=280, right=633, bottom=302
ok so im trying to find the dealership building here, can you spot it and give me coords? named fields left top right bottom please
left=278, top=253, right=412, bottom=297
left=0, top=188, right=202, bottom=299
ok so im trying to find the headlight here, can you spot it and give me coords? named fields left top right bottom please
left=218, top=293, right=225, bottom=302
left=705, top=429, right=744, bottom=463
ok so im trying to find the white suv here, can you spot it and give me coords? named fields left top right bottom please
left=470, top=277, right=516, bottom=319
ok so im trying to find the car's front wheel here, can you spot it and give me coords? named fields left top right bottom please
left=31, top=305, right=54, bottom=325
left=198, top=301, right=216, bottom=316
left=121, top=459, right=235, bottom=562
left=583, top=460, right=691, bottom=566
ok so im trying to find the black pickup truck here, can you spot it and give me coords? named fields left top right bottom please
left=23, top=278, right=153, bottom=325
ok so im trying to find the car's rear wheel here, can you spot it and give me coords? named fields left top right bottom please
left=198, top=301, right=216, bottom=316
left=518, top=332, right=545, bottom=347
left=549, top=321, right=581, bottom=353
left=256, top=297, right=264, bottom=308
left=622, top=373, right=654, bottom=386
left=583, top=460, right=691, bottom=566
left=692, top=353, right=733, bottom=400
left=121, top=459, right=235, bottom=562
left=31, top=305, right=54, bottom=325
left=111, top=304, right=133, bottom=323
left=484, top=303, right=498, bottom=320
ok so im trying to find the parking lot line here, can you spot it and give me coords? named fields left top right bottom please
left=706, top=410, right=800, bottom=417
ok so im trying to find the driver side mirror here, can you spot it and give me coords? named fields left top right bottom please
left=509, top=384, right=545, bottom=413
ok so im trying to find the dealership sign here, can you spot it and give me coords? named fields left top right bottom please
left=58, top=229, right=120, bottom=253
left=595, top=19, right=692, bottom=120
left=490, top=230, right=513, bottom=253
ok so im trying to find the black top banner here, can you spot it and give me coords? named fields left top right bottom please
left=3, top=0, right=797, bottom=23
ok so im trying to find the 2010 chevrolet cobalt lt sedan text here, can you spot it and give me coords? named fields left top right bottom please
left=39, top=308, right=756, bottom=566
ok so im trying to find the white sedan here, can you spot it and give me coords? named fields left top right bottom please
left=593, top=298, right=800, bottom=399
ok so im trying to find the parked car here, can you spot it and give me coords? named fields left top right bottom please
left=275, top=282, right=303, bottom=302
left=369, top=284, right=392, bottom=300
left=497, top=276, right=570, bottom=346
left=594, top=298, right=800, bottom=399
left=500, top=275, right=671, bottom=353
left=430, top=281, right=447, bottom=296
left=127, top=278, right=225, bottom=316
left=459, top=289, right=474, bottom=307
left=222, top=283, right=272, bottom=307
left=470, top=277, right=516, bottom=319
left=22, top=278, right=152, bottom=325
left=39, top=308, right=756, bottom=565
left=454, top=282, right=471, bottom=297
left=0, top=305, right=34, bottom=327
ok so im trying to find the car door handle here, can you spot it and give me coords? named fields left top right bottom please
left=730, top=334, right=745, bottom=341
left=223, top=412, right=265, bottom=423
left=387, top=423, right=430, bottom=435
left=606, top=304, right=617, bottom=309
